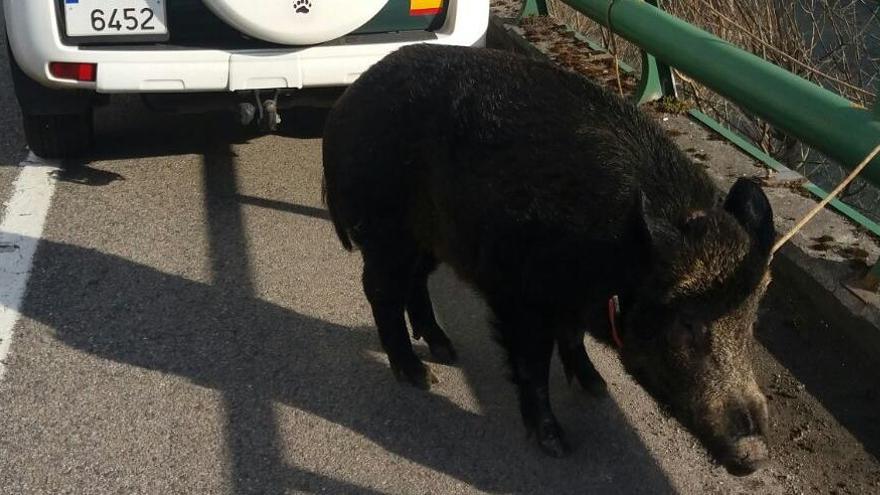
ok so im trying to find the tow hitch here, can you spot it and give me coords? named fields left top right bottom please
left=238, top=89, right=282, bottom=131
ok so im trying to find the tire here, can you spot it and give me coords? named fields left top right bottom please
left=7, top=40, right=96, bottom=159
left=21, top=112, right=94, bottom=160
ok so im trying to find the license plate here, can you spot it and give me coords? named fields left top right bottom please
left=63, top=0, right=168, bottom=40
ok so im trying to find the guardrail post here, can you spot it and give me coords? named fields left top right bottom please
left=521, top=0, right=549, bottom=17
left=866, top=83, right=880, bottom=290
left=636, top=0, right=676, bottom=104
left=874, top=80, right=880, bottom=120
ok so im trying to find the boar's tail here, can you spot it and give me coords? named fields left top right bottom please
left=321, top=179, right=354, bottom=252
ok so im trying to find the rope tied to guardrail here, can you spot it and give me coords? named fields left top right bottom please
left=605, top=0, right=624, bottom=97
left=772, top=143, right=880, bottom=254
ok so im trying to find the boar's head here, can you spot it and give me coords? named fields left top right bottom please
left=620, top=178, right=774, bottom=476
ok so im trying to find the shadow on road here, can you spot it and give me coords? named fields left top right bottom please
left=51, top=162, right=126, bottom=186
left=16, top=130, right=678, bottom=494
left=235, top=194, right=330, bottom=221
left=86, top=97, right=328, bottom=163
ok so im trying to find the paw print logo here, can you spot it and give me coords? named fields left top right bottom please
left=293, top=0, right=312, bottom=14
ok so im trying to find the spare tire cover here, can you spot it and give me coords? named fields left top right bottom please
left=204, top=0, right=390, bottom=45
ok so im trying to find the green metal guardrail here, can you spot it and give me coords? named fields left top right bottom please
left=519, top=0, right=880, bottom=286
left=523, top=0, right=880, bottom=186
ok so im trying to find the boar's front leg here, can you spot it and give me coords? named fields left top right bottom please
left=361, top=241, right=437, bottom=390
left=557, top=335, right=608, bottom=397
left=495, top=312, right=569, bottom=457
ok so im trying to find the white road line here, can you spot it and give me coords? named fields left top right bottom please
left=0, top=153, right=59, bottom=380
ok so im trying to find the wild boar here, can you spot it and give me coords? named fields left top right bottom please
left=322, top=44, right=775, bottom=475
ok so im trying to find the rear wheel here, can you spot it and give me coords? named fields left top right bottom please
left=21, top=112, right=94, bottom=159
left=8, top=42, right=95, bottom=159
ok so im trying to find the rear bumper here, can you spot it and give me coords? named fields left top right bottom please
left=4, top=0, right=488, bottom=93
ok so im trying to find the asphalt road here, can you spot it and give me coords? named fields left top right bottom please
left=1, top=36, right=879, bottom=495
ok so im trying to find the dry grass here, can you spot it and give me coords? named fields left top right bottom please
left=541, top=0, right=880, bottom=223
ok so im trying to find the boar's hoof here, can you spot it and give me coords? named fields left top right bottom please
left=427, top=340, right=459, bottom=365
left=722, top=436, right=769, bottom=476
left=391, top=358, right=438, bottom=390
left=536, top=421, right=570, bottom=458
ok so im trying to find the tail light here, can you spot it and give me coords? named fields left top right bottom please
left=49, top=62, right=97, bottom=82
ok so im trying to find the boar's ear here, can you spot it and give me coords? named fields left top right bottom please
left=636, top=190, right=679, bottom=255
left=723, top=178, right=775, bottom=254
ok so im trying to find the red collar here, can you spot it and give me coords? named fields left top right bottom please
left=608, top=295, right=623, bottom=349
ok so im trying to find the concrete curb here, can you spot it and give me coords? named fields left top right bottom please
left=486, top=14, right=880, bottom=363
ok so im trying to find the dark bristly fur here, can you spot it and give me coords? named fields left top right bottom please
left=322, top=45, right=775, bottom=475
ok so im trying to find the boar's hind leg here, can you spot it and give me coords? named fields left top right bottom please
left=557, top=337, right=608, bottom=397
left=495, top=316, right=569, bottom=457
left=406, top=254, right=458, bottom=364
left=362, top=241, right=438, bottom=390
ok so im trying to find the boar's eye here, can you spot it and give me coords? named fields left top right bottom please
left=683, top=321, right=709, bottom=338
left=667, top=313, right=710, bottom=350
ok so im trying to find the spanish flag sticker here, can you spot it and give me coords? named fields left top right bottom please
left=410, top=0, right=443, bottom=16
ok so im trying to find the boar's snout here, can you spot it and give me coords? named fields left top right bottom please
left=701, top=392, right=770, bottom=476
left=723, top=435, right=769, bottom=476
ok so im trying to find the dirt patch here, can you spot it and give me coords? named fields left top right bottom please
left=805, top=235, right=872, bottom=265
left=755, top=283, right=880, bottom=494
left=490, top=0, right=522, bottom=19
left=491, top=6, right=639, bottom=98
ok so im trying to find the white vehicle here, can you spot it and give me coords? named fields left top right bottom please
left=4, top=0, right=489, bottom=158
